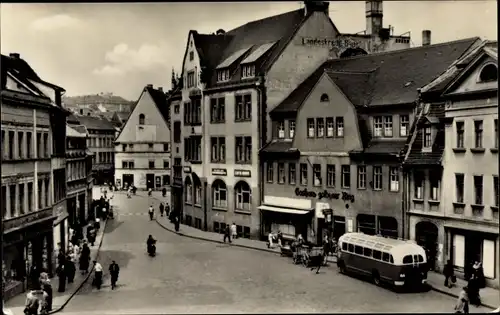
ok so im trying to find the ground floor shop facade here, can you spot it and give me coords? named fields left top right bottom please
left=115, top=168, right=171, bottom=191
left=67, top=185, right=89, bottom=227
left=93, top=167, right=114, bottom=186
left=408, top=214, right=499, bottom=288
left=2, top=214, right=55, bottom=301
left=52, top=200, right=69, bottom=257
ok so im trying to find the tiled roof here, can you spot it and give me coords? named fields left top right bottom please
left=260, top=140, right=298, bottom=154
left=67, top=113, right=80, bottom=124
left=192, top=31, right=233, bottom=70
left=363, top=139, right=407, bottom=155
left=75, top=115, right=116, bottom=131
left=70, top=125, right=88, bottom=135
left=272, top=37, right=479, bottom=113
left=66, top=125, right=86, bottom=138
left=145, top=86, right=168, bottom=123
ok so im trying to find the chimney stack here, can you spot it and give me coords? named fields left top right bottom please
left=146, top=84, right=153, bottom=88
left=422, top=30, right=431, bottom=46
left=158, top=87, right=163, bottom=92
left=366, top=1, right=383, bottom=36
left=304, top=1, right=329, bottom=16
left=9, top=53, right=20, bottom=59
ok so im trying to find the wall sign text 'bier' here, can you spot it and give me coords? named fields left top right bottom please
left=295, top=188, right=355, bottom=203
left=234, top=169, right=251, bottom=177
left=212, top=168, right=227, bottom=176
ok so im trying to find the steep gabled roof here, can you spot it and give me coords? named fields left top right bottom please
left=192, top=31, right=233, bottom=70
left=75, top=115, right=116, bottom=131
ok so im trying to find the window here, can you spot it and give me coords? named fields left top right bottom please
left=300, top=163, right=308, bottom=186
left=363, top=248, right=372, bottom=257
left=244, top=136, right=252, bottom=163
left=217, top=69, right=230, bottom=82
left=27, top=182, right=33, bottom=212
left=340, top=165, right=350, bottom=188
left=307, top=118, right=315, bottom=138
left=289, top=120, right=295, bottom=138
left=128, top=161, right=135, bottom=168
left=38, top=180, right=43, bottom=209
left=189, top=51, right=194, bottom=61
left=455, top=173, right=464, bottom=203
left=185, top=178, right=192, bottom=203
left=421, top=127, right=432, bottom=148
left=336, top=117, right=344, bottom=137
left=357, top=214, right=376, bottom=235
left=187, top=71, right=195, bottom=88
left=242, top=64, right=255, bottom=78
left=173, top=121, right=181, bottom=143
left=382, top=253, right=392, bottom=263
left=139, top=114, right=145, bottom=125
left=320, top=93, right=329, bottom=102
left=474, top=120, right=483, bottom=148
left=235, top=94, right=251, bottom=122
left=212, top=180, right=227, bottom=208
left=494, top=176, right=499, bottom=207
left=316, top=118, right=324, bottom=137
left=495, top=119, right=498, bottom=149
left=374, top=116, right=383, bottom=137
left=194, top=182, right=202, bottom=205
left=235, top=181, right=251, bottom=211
left=243, top=226, right=250, bottom=239
left=43, top=133, right=49, bottom=157
left=479, top=64, right=498, bottom=82
left=326, top=165, right=336, bottom=187
left=213, top=222, right=220, bottom=233
left=148, top=143, right=154, bottom=150
left=288, top=163, right=296, bottom=185
left=348, top=244, right=354, bottom=252
left=383, top=116, right=393, bottom=137
left=326, top=117, right=334, bottom=137
left=164, top=143, right=170, bottom=152
left=18, top=131, right=24, bottom=159
left=277, top=121, right=285, bottom=138
left=184, top=137, right=202, bottom=162
left=414, top=171, right=424, bottom=199
left=235, top=136, right=251, bottom=163
left=373, top=166, right=382, bottom=190
left=211, top=137, right=226, bottom=163
left=354, top=246, right=363, bottom=255
left=456, top=121, right=464, bottom=148
left=389, top=167, right=399, bottom=192
left=19, top=184, right=24, bottom=215
left=357, top=165, right=366, bottom=189
left=26, top=132, right=32, bottom=158
left=277, top=163, right=285, bottom=184
left=174, top=105, right=180, bottom=114
left=313, top=164, right=322, bottom=186
left=400, top=115, right=409, bottom=137
left=163, top=160, right=170, bottom=169
left=1, top=186, right=6, bottom=218
left=9, top=185, right=16, bottom=217
left=211, top=97, right=226, bottom=123
left=474, top=175, right=483, bottom=205
left=36, top=132, right=42, bottom=158
left=7, top=131, right=14, bottom=159
left=266, top=162, right=274, bottom=183
left=149, top=160, right=155, bottom=169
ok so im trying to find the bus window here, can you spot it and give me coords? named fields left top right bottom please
left=403, top=255, right=413, bottom=264
left=354, top=246, right=363, bottom=255
left=342, top=243, right=348, bottom=251
left=390, top=255, right=394, bottom=264
left=348, top=244, right=354, bottom=252
left=382, top=252, right=390, bottom=262
left=363, top=247, right=372, bottom=257
left=373, top=250, right=382, bottom=260
left=417, top=255, right=424, bottom=263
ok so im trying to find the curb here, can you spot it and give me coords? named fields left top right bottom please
left=155, top=218, right=496, bottom=309
left=48, top=219, right=109, bottom=314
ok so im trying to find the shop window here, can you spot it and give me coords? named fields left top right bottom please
left=373, top=250, right=382, bottom=260
left=278, top=163, right=285, bottom=184
left=389, top=167, right=399, bottom=192
left=378, top=216, right=398, bottom=239
left=300, top=163, right=308, bottom=186
left=341, top=165, right=350, bottom=188
left=235, top=181, right=251, bottom=211
left=326, top=164, right=335, bottom=187
left=266, top=162, right=274, bottom=183
left=185, top=215, right=192, bottom=226
left=194, top=218, right=202, bottom=229
left=357, top=165, right=366, bottom=189
left=357, top=214, right=376, bottom=235
left=213, top=221, right=220, bottom=233
left=316, top=118, right=324, bottom=137
left=243, top=226, right=250, bottom=239
left=313, top=164, right=322, bottom=186
left=400, top=115, right=409, bottom=137
left=288, top=163, right=296, bottom=185
left=212, top=180, right=227, bottom=209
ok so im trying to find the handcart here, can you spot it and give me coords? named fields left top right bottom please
left=292, top=245, right=310, bottom=266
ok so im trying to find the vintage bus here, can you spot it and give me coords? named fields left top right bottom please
left=337, top=233, right=428, bottom=290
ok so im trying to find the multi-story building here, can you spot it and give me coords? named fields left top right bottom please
left=1, top=53, right=68, bottom=299
left=76, top=115, right=116, bottom=185
left=404, top=40, right=498, bottom=287
left=115, top=85, right=170, bottom=190
left=66, top=113, right=92, bottom=227
left=63, top=92, right=134, bottom=114
left=259, top=37, right=480, bottom=243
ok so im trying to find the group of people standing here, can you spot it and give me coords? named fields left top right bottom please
left=452, top=260, right=487, bottom=313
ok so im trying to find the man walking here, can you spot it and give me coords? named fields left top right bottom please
left=223, top=225, right=231, bottom=243
left=93, top=260, right=103, bottom=290
left=109, top=260, right=120, bottom=290
left=148, top=205, right=154, bottom=221
left=165, top=203, right=170, bottom=217
left=230, top=222, right=237, bottom=241
left=159, top=202, right=165, bottom=217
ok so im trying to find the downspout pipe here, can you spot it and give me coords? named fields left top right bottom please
left=257, top=75, right=266, bottom=240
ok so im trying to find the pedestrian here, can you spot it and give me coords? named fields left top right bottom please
left=230, top=222, right=237, bottom=240
left=109, top=260, right=120, bottom=290
left=467, top=275, right=481, bottom=307
left=454, top=286, right=469, bottom=313
left=65, top=255, right=76, bottom=283
left=165, top=204, right=170, bottom=217
left=159, top=202, right=165, bottom=217
left=174, top=215, right=180, bottom=232
left=29, top=264, right=40, bottom=289
left=223, top=225, right=231, bottom=243
left=473, top=261, right=485, bottom=288
left=444, top=259, right=455, bottom=288
left=93, top=260, right=103, bottom=290
left=57, top=250, right=66, bottom=267
left=88, top=228, right=97, bottom=246
left=162, top=187, right=167, bottom=197
left=310, top=250, right=325, bottom=274
left=94, top=217, right=101, bottom=231
left=323, top=235, right=330, bottom=256
left=80, top=243, right=91, bottom=275
left=56, top=263, right=66, bottom=292
left=40, top=276, right=53, bottom=312
left=24, top=289, right=40, bottom=315
left=148, top=205, right=154, bottom=221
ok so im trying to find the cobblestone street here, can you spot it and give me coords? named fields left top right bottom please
left=55, top=192, right=492, bottom=314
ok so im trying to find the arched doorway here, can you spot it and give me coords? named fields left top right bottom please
left=340, top=47, right=368, bottom=59
left=415, top=221, right=439, bottom=270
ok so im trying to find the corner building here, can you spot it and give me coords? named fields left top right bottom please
left=260, top=38, right=480, bottom=244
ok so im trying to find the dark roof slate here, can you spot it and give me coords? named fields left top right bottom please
left=145, top=86, right=169, bottom=123
left=260, top=140, right=297, bottom=153
left=75, top=115, right=116, bottom=131
left=364, top=140, right=407, bottom=155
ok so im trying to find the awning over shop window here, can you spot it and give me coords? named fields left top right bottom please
left=258, top=205, right=312, bottom=215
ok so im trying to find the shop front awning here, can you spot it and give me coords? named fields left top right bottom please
left=258, top=205, right=312, bottom=215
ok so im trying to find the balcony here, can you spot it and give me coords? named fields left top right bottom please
left=3, top=208, right=55, bottom=233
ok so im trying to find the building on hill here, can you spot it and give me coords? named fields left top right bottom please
left=63, top=92, right=134, bottom=114
left=1, top=52, right=68, bottom=300
left=75, top=115, right=117, bottom=185
left=403, top=40, right=498, bottom=287
left=115, top=84, right=171, bottom=191
left=259, top=37, right=481, bottom=243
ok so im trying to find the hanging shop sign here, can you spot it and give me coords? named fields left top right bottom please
left=295, top=188, right=355, bottom=203
left=234, top=169, right=251, bottom=177
left=212, top=168, right=227, bottom=176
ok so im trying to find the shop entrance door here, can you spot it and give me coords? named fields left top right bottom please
left=317, top=218, right=327, bottom=244
left=122, top=174, right=134, bottom=189
left=146, top=174, right=155, bottom=190
left=464, top=233, right=483, bottom=271
left=333, top=216, right=346, bottom=241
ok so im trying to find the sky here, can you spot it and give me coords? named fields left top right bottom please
left=1, top=1, right=497, bottom=101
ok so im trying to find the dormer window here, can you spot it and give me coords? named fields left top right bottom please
left=242, top=64, right=255, bottom=78
left=217, top=69, right=230, bottom=82
left=187, top=71, right=195, bottom=88
left=423, top=127, right=432, bottom=148
left=289, top=120, right=295, bottom=138
left=277, top=121, right=285, bottom=139
left=479, top=63, right=498, bottom=82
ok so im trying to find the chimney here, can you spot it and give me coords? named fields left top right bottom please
left=146, top=84, right=153, bottom=88
left=422, top=30, right=431, bottom=46
left=9, top=53, right=20, bottom=59
left=158, top=87, right=163, bottom=92
left=366, top=1, right=383, bottom=36
left=216, top=29, right=225, bottom=35
left=304, top=1, right=329, bottom=16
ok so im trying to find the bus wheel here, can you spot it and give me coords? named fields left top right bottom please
left=337, top=261, right=346, bottom=274
left=372, top=270, right=381, bottom=286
